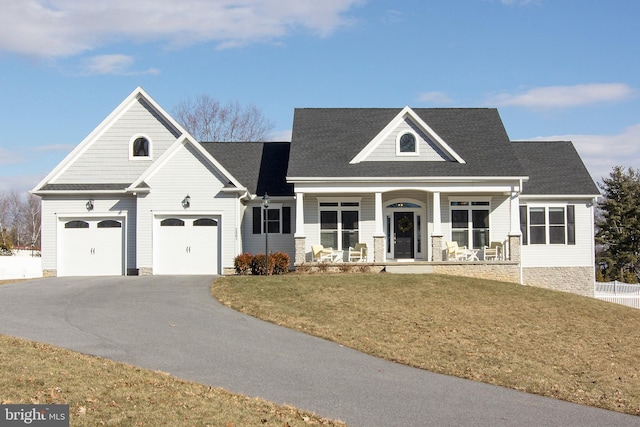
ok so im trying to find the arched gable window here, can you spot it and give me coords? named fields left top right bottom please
left=130, top=135, right=152, bottom=160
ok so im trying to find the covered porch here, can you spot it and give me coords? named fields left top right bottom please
left=292, top=183, right=523, bottom=267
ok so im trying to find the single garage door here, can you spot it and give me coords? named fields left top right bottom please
left=58, top=218, right=124, bottom=276
left=154, top=216, right=219, bottom=275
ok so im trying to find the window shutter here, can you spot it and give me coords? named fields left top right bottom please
left=253, top=207, right=262, bottom=234
left=519, top=206, right=528, bottom=245
left=282, top=206, right=291, bottom=234
left=567, top=205, right=576, bottom=245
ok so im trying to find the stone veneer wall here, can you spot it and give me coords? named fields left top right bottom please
left=373, top=236, right=385, bottom=263
left=138, top=267, right=153, bottom=276
left=431, top=235, right=443, bottom=261
left=523, top=267, right=594, bottom=297
left=295, top=237, right=306, bottom=265
left=432, top=262, right=520, bottom=283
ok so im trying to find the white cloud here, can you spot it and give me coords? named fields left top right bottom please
left=0, top=0, right=363, bottom=58
left=488, top=83, right=636, bottom=110
left=0, top=147, right=23, bottom=165
left=527, top=123, right=640, bottom=183
left=417, top=91, right=454, bottom=105
left=0, top=174, right=43, bottom=195
left=31, top=144, right=77, bottom=153
left=79, top=54, right=160, bottom=76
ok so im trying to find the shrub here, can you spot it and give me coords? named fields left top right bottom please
left=250, top=252, right=290, bottom=275
left=233, top=253, right=254, bottom=275
left=270, top=252, right=291, bottom=275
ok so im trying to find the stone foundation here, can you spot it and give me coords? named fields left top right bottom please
left=138, top=267, right=153, bottom=276
left=432, top=262, right=520, bottom=284
left=523, top=266, right=595, bottom=297
left=42, top=269, right=57, bottom=277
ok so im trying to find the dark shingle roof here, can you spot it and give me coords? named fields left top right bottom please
left=288, top=108, right=526, bottom=178
left=202, top=142, right=293, bottom=196
left=511, top=141, right=599, bottom=196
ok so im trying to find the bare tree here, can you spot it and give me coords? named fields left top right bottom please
left=172, top=95, right=275, bottom=142
left=22, top=194, right=41, bottom=249
left=0, top=192, right=41, bottom=251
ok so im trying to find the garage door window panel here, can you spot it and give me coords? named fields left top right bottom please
left=65, top=220, right=89, bottom=229
left=98, top=220, right=122, bottom=228
left=161, top=218, right=185, bottom=226
left=194, top=218, right=217, bottom=226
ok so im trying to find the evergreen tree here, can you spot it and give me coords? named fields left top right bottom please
left=596, top=166, right=640, bottom=283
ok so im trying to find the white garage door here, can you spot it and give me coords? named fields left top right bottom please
left=154, top=216, right=219, bottom=275
left=58, top=218, right=124, bottom=276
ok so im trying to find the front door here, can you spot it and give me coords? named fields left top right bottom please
left=394, top=212, right=414, bottom=258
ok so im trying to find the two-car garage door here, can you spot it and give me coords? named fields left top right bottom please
left=57, top=215, right=220, bottom=276
left=153, top=215, right=219, bottom=275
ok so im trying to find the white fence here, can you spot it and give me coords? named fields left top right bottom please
left=0, top=255, right=42, bottom=280
left=594, top=281, right=640, bottom=309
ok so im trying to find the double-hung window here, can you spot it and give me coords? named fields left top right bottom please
left=450, top=200, right=490, bottom=249
left=520, top=205, right=575, bottom=245
left=252, top=205, right=291, bottom=235
left=319, top=199, right=360, bottom=251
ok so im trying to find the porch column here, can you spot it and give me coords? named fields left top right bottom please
left=373, top=192, right=385, bottom=262
left=431, top=191, right=443, bottom=261
left=294, top=192, right=306, bottom=265
left=508, top=189, right=521, bottom=262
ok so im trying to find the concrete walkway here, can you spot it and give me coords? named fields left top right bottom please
left=0, top=276, right=638, bottom=427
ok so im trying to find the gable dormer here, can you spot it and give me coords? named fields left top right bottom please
left=350, top=106, right=465, bottom=164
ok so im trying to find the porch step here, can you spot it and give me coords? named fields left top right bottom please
left=385, top=264, right=434, bottom=274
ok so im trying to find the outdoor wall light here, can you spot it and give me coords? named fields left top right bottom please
left=182, top=194, right=191, bottom=209
left=86, top=200, right=94, bottom=211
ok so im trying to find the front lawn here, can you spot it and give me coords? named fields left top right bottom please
left=212, top=273, right=640, bottom=416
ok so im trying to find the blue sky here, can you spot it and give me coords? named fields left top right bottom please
left=1, top=0, right=638, bottom=194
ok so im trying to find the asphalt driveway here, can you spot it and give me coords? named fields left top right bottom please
left=0, top=276, right=638, bottom=426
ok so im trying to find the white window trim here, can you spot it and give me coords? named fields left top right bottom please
left=448, top=197, right=492, bottom=249
left=262, top=203, right=283, bottom=234
left=396, top=131, right=420, bottom=157
left=521, top=203, right=569, bottom=245
left=129, top=134, right=153, bottom=160
left=318, top=198, right=361, bottom=250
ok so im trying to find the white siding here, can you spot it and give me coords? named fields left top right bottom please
left=40, top=196, right=136, bottom=274
left=365, top=118, right=449, bottom=162
left=241, top=201, right=296, bottom=263
left=521, top=200, right=594, bottom=268
left=56, top=99, right=179, bottom=184
left=137, top=142, right=239, bottom=272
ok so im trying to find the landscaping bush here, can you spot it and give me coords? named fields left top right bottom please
left=270, top=252, right=290, bottom=275
left=233, top=253, right=254, bottom=275
left=250, top=252, right=290, bottom=275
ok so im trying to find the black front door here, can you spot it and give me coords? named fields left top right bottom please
left=394, top=212, right=414, bottom=258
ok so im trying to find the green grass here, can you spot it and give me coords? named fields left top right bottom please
left=0, top=335, right=346, bottom=426
left=212, top=273, right=640, bottom=416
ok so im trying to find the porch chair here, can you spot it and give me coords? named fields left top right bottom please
left=311, top=245, right=335, bottom=262
left=446, top=241, right=471, bottom=261
left=483, top=241, right=503, bottom=261
left=348, top=243, right=368, bottom=262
